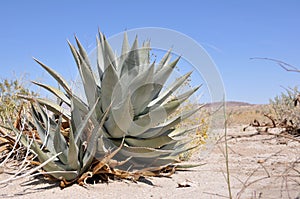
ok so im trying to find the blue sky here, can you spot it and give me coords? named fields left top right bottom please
left=0, top=0, right=299, bottom=104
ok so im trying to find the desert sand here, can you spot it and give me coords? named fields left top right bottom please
left=0, top=125, right=299, bottom=199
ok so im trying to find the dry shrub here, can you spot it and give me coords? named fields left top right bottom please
left=0, top=77, right=37, bottom=165
left=0, top=78, right=36, bottom=124
left=172, top=100, right=209, bottom=161
left=269, top=86, right=300, bottom=129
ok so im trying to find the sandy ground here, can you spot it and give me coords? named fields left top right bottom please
left=0, top=126, right=299, bottom=199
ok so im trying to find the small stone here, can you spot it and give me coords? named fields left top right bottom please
left=177, top=180, right=192, bottom=188
left=257, top=159, right=265, bottom=164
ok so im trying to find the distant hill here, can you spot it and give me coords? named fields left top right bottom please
left=202, top=101, right=270, bottom=126
left=225, top=101, right=254, bottom=107
left=204, top=101, right=254, bottom=108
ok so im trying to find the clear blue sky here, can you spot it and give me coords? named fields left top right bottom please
left=0, top=0, right=299, bottom=104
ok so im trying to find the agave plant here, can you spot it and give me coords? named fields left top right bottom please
left=18, top=30, right=203, bottom=185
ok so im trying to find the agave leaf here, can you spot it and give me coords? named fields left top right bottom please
left=131, top=84, right=154, bottom=116
left=96, top=134, right=110, bottom=155
left=139, top=106, right=203, bottom=139
left=168, top=125, right=200, bottom=137
left=120, top=36, right=140, bottom=78
left=158, top=140, right=177, bottom=150
left=67, top=124, right=79, bottom=171
left=98, top=29, right=105, bottom=48
left=136, top=91, right=198, bottom=130
left=171, top=144, right=199, bottom=156
left=128, top=62, right=155, bottom=93
left=96, top=36, right=104, bottom=80
left=115, top=156, right=177, bottom=170
left=163, top=99, right=184, bottom=114
left=128, top=99, right=198, bottom=138
left=109, top=145, right=175, bottom=170
left=75, top=36, right=92, bottom=68
left=101, top=62, right=118, bottom=111
left=74, top=98, right=100, bottom=144
left=155, top=48, right=172, bottom=73
left=103, top=35, right=117, bottom=70
left=148, top=71, right=193, bottom=107
left=81, top=103, right=111, bottom=173
left=118, top=32, right=130, bottom=73
left=151, top=158, right=177, bottom=167
left=7, top=124, right=32, bottom=148
left=139, top=40, right=151, bottom=71
left=36, top=98, right=70, bottom=120
left=20, top=95, right=70, bottom=120
left=174, top=85, right=201, bottom=102
left=135, top=99, right=182, bottom=134
left=31, top=140, right=78, bottom=180
left=139, top=87, right=199, bottom=123
left=31, top=104, right=56, bottom=153
left=69, top=40, right=100, bottom=111
left=31, top=140, right=59, bottom=167
left=70, top=101, right=83, bottom=139
left=153, top=56, right=180, bottom=86
left=92, top=138, right=126, bottom=175
left=115, top=145, right=172, bottom=158
left=121, top=32, right=130, bottom=58
left=160, top=138, right=193, bottom=150
left=105, top=96, right=133, bottom=138
left=80, top=126, right=101, bottom=173
left=140, top=157, right=177, bottom=168
left=67, top=40, right=81, bottom=69
left=32, top=81, right=71, bottom=106
left=125, top=136, right=175, bottom=148
left=70, top=94, right=100, bottom=134
left=69, top=39, right=96, bottom=86
left=33, top=58, right=71, bottom=96
left=128, top=98, right=182, bottom=137
left=111, top=62, right=155, bottom=106
left=174, top=163, right=206, bottom=169
left=81, top=129, right=98, bottom=169
left=142, top=57, right=180, bottom=106
left=78, top=57, right=100, bottom=111
left=97, top=30, right=107, bottom=72
left=31, top=102, right=49, bottom=127
left=70, top=95, right=89, bottom=115
left=53, top=116, right=68, bottom=165
left=31, top=140, right=64, bottom=171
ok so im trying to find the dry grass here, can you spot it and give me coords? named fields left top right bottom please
left=225, top=104, right=270, bottom=127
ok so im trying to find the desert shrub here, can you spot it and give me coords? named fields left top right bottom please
left=0, top=78, right=37, bottom=165
left=0, top=78, right=36, bottom=124
left=172, top=100, right=209, bottom=161
left=268, top=86, right=300, bottom=130
left=178, top=117, right=208, bottom=161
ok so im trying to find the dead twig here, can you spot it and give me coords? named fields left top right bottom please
left=236, top=151, right=282, bottom=199
left=203, top=192, right=229, bottom=198
left=237, top=176, right=270, bottom=199
left=264, top=131, right=300, bottom=143
left=235, top=129, right=300, bottom=143
left=250, top=57, right=300, bottom=73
